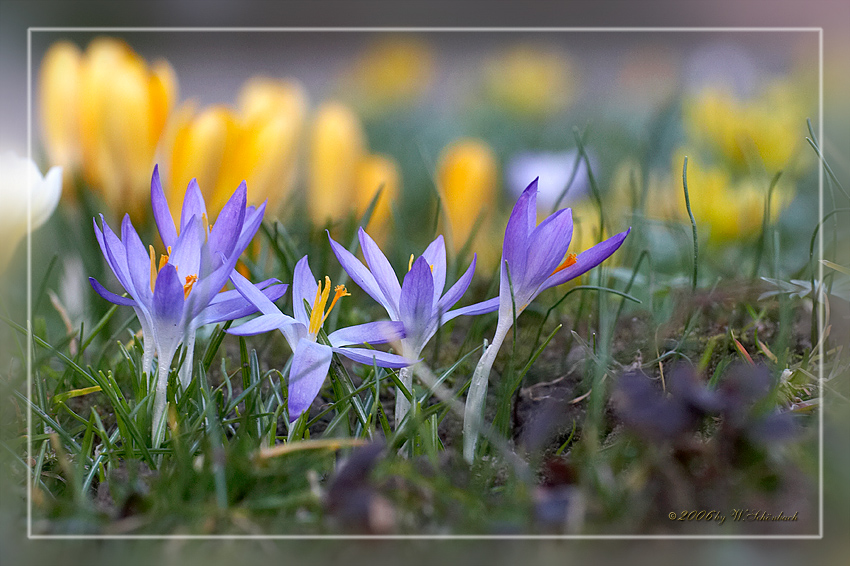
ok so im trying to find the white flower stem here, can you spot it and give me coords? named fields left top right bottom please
left=462, top=319, right=511, bottom=463
left=142, top=337, right=154, bottom=386
left=178, top=332, right=195, bottom=390
left=152, top=359, right=170, bottom=449
left=395, top=365, right=414, bottom=427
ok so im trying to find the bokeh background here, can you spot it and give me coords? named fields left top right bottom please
left=1, top=1, right=848, bottom=565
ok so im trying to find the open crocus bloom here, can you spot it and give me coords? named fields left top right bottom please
left=329, top=227, right=498, bottom=420
left=228, top=255, right=409, bottom=420
left=89, top=166, right=286, bottom=439
left=463, top=177, right=630, bottom=461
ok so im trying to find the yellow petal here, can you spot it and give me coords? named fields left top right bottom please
left=437, top=138, right=498, bottom=254
left=308, top=102, right=366, bottom=222
left=355, top=153, right=400, bottom=238
left=38, top=41, right=82, bottom=189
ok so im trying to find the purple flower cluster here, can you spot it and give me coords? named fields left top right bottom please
left=91, top=169, right=628, bottom=446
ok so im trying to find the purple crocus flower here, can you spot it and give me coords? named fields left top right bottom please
left=89, top=166, right=286, bottom=439
left=462, top=178, right=631, bottom=461
left=228, top=255, right=409, bottom=421
left=329, top=227, right=498, bottom=422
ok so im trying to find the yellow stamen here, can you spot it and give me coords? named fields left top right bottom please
left=149, top=245, right=157, bottom=292
left=551, top=253, right=577, bottom=276
left=408, top=254, right=435, bottom=274
left=183, top=274, right=198, bottom=299
left=149, top=245, right=174, bottom=292
left=307, top=277, right=350, bottom=335
left=202, top=213, right=210, bottom=238
left=322, top=285, right=351, bottom=326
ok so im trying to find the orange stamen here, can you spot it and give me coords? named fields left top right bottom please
left=183, top=274, right=198, bottom=299
left=551, top=253, right=577, bottom=275
left=322, top=285, right=351, bottom=326
left=307, top=277, right=350, bottom=335
left=149, top=245, right=157, bottom=292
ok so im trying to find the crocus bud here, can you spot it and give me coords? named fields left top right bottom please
left=355, top=154, right=401, bottom=241
left=437, top=138, right=499, bottom=255
left=0, top=153, right=62, bottom=270
left=163, top=78, right=308, bottom=216
left=308, top=102, right=367, bottom=223
left=75, top=37, right=177, bottom=219
left=38, top=41, right=83, bottom=191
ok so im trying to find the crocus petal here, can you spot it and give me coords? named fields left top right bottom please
left=292, top=255, right=318, bottom=327
left=209, top=278, right=278, bottom=305
left=168, top=214, right=203, bottom=281
left=334, top=347, right=411, bottom=369
left=121, top=214, right=154, bottom=303
left=228, top=270, right=283, bottom=317
left=199, top=283, right=288, bottom=326
left=327, top=231, right=391, bottom=313
left=421, top=234, right=447, bottom=304
left=152, top=263, right=186, bottom=351
left=208, top=181, right=247, bottom=259
left=328, top=320, right=405, bottom=347
left=227, top=313, right=295, bottom=336
left=540, top=228, right=631, bottom=292
left=443, top=297, right=500, bottom=322
left=399, top=256, right=434, bottom=350
left=522, top=207, right=573, bottom=291
left=437, top=255, right=476, bottom=314
left=359, top=227, right=401, bottom=317
left=151, top=165, right=178, bottom=248
left=180, top=179, right=207, bottom=234
left=99, top=216, right=135, bottom=296
left=502, top=178, right=538, bottom=282
left=189, top=202, right=266, bottom=321
left=288, top=339, right=334, bottom=420
left=89, top=277, right=136, bottom=306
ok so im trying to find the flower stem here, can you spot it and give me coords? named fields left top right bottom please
left=463, top=319, right=511, bottom=463
left=178, top=332, right=195, bottom=390
left=395, top=365, right=414, bottom=427
left=152, top=359, right=170, bottom=449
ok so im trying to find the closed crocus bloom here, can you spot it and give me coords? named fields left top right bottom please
left=308, top=102, right=367, bottom=222
left=437, top=139, right=498, bottom=255
left=355, top=154, right=400, bottom=239
left=164, top=78, right=307, bottom=216
left=39, top=41, right=83, bottom=190
left=76, top=37, right=176, bottom=218
left=0, top=153, right=62, bottom=270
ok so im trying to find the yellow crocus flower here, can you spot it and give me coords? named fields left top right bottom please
left=39, top=37, right=176, bottom=215
left=80, top=38, right=176, bottom=218
left=307, top=102, right=367, bottom=222
left=39, top=41, right=83, bottom=190
left=354, top=154, right=400, bottom=240
left=307, top=102, right=401, bottom=238
left=163, top=77, right=307, bottom=215
left=436, top=139, right=499, bottom=259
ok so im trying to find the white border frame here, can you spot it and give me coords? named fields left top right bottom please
left=26, top=26, right=824, bottom=540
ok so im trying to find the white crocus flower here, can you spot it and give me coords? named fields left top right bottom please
left=0, top=152, right=62, bottom=270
